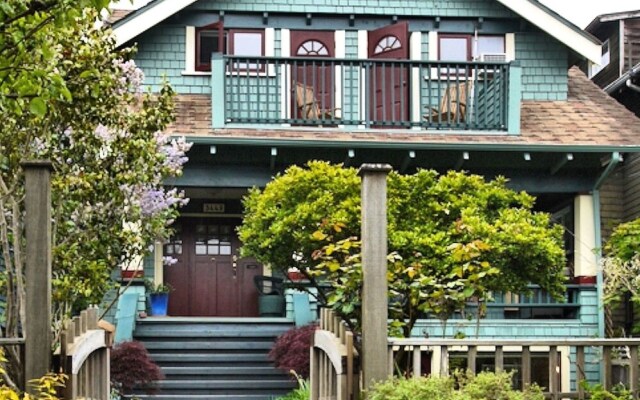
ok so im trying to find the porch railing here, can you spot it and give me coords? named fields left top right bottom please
left=310, top=308, right=360, bottom=400
left=452, top=284, right=588, bottom=320
left=59, top=306, right=113, bottom=400
left=388, top=338, right=640, bottom=400
left=211, top=54, right=522, bottom=132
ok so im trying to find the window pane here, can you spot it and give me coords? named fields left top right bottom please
left=208, top=246, right=219, bottom=255
left=220, top=245, right=231, bottom=255
left=199, top=31, right=220, bottom=64
left=174, top=244, right=182, bottom=255
left=196, top=245, right=206, bottom=255
left=233, top=32, right=262, bottom=56
left=164, top=245, right=173, bottom=255
left=475, top=36, right=505, bottom=58
left=440, top=37, right=468, bottom=61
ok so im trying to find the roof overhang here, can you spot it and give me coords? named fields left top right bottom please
left=495, top=0, right=601, bottom=63
left=114, top=0, right=198, bottom=47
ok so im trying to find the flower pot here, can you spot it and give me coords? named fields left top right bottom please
left=121, top=270, right=144, bottom=279
left=149, top=293, right=169, bottom=316
left=258, top=295, right=285, bottom=317
left=287, top=271, right=305, bottom=281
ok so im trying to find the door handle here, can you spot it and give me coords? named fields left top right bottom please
left=210, top=257, right=216, bottom=261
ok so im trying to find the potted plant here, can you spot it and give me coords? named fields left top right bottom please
left=145, top=279, right=173, bottom=316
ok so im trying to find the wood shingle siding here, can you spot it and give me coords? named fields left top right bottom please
left=624, top=153, right=640, bottom=221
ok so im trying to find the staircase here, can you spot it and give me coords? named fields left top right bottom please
left=130, top=317, right=297, bottom=399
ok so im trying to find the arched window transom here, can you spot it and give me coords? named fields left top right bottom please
left=296, top=40, right=330, bottom=56
left=374, top=35, right=401, bottom=54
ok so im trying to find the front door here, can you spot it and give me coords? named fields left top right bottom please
left=164, top=218, right=262, bottom=317
left=291, top=31, right=336, bottom=120
left=368, top=22, right=409, bottom=125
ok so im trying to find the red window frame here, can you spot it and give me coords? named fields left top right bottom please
left=195, top=22, right=224, bottom=72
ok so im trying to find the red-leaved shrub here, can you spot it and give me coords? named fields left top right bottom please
left=269, top=323, right=318, bottom=379
left=110, top=341, right=163, bottom=394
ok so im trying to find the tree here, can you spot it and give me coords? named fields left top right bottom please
left=239, top=162, right=566, bottom=338
left=601, top=218, right=640, bottom=335
left=0, top=5, right=188, bottom=386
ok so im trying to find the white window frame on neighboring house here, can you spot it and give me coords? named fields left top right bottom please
left=589, top=39, right=610, bottom=78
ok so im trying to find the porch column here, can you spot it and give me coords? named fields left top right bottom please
left=23, top=160, right=53, bottom=390
left=574, top=194, right=597, bottom=283
left=359, top=163, right=392, bottom=390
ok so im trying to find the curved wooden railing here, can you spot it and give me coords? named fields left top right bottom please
left=310, top=308, right=359, bottom=400
left=59, top=306, right=114, bottom=400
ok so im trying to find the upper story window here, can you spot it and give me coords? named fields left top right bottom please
left=589, top=39, right=610, bottom=78
left=195, top=22, right=264, bottom=71
left=438, top=34, right=506, bottom=61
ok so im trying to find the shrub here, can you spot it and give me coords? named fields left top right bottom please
left=368, top=371, right=545, bottom=400
left=110, top=341, right=163, bottom=395
left=269, top=323, right=318, bottom=379
left=368, top=375, right=455, bottom=400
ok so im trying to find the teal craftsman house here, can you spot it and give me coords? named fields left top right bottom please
left=109, top=0, right=640, bottom=397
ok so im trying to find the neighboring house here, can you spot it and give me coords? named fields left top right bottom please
left=584, top=10, right=640, bottom=336
left=107, top=0, right=640, bottom=394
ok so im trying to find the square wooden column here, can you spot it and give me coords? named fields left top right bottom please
left=358, top=163, right=392, bottom=390
left=22, top=160, right=53, bottom=389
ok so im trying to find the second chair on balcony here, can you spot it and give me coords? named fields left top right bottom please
left=295, top=82, right=341, bottom=122
left=425, top=81, right=473, bottom=124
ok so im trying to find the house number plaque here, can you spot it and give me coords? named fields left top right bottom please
left=203, top=203, right=225, bottom=213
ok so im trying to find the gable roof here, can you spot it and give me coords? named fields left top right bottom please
left=165, top=67, right=640, bottom=151
left=114, top=0, right=198, bottom=46
left=112, top=0, right=601, bottom=62
left=586, top=9, right=640, bottom=32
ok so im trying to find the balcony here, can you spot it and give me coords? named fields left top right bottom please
left=211, top=54, right=522, bottom=132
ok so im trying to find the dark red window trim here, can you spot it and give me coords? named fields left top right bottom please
left=195, top=21, right=224, bottom=72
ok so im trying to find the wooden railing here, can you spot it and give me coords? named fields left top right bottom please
left=388, top=338, right=640, bottom=399
left=310, top=308, right=359, bottom=400
left=212, top=54, right=521, bottom=132
left=59, top=306, right=113, bottom=400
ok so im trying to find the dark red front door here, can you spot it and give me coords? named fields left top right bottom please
left=291, top=31, right=335, bottom=119
left=368, top=22, right=409, bottom=124
left=164, top=218, right=262, bottom=317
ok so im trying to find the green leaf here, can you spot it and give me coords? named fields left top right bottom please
left=29, top=97, right=47, bottom=117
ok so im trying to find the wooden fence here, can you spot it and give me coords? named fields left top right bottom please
left=310, top=308, right=360, bottom=400
left=388, top=338, right=640, bottom=400
left=59, top=306, right=113, bottom=400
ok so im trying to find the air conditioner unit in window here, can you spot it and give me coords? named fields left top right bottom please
left=480, top=53, right=507, bottom=62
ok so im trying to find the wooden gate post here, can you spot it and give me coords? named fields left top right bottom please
left=22, top=160, right=53, bottom=390
left=358, top=164, right=392, bottom=390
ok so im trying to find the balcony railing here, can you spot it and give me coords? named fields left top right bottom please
left=211, top=54, right=522, bottom=132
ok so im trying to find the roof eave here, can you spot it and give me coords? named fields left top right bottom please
left=495, top=0, right=602, bottom=63
left=113, top=0, right=198, bottom=47
left=182, top=135, right=640, bottom=154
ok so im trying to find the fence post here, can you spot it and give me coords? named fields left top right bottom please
left=22, top=160, right=53, bottom=391
left=358, top=164, right=392, bottom=390
left=507, top=61, right=522, bottom=135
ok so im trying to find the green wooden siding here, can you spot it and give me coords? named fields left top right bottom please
left=187, top=0, right=517, bottom=18
left=132, top=0, right=569, bottom=102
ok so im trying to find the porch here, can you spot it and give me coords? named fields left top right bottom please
left=211, top=54, right=521, bottom=132
left=312, top=308, right=640, bottom=400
